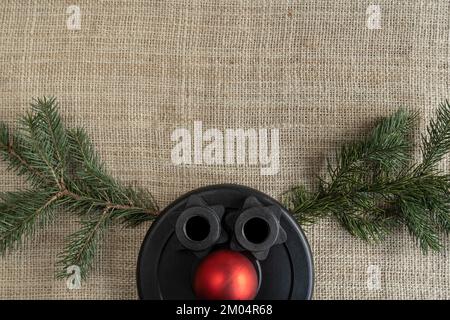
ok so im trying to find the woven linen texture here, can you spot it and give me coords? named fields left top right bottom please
left=0, top=0, right=449, bottom=299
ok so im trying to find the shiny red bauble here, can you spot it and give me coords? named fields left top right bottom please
left=193, top=249, right=258, bottom=300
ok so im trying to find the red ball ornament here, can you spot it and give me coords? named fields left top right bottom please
left=193, top=249, right=258, bottom=300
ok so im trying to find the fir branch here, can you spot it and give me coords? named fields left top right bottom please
left=0, top=97, right=159, bottom=282
left=398, top=197, right=442, bottom=252
left=63, top=127, right=158, bottom=223
left=418, top=100, right=450, bottom=173
left=287, top=104, right=450, bottom=252
left=30, top=97, right=68, bottom=177
left=57, top=208, right=111, bottom=280
left=0, top=189, right=61, bottom=253
left=337, top=210, right=398, bottom=242
left=0, top=123, right=47, bottom=186
left=19, top=110, right=63, bottom=187
left=326, top=109, right=415, bottom=192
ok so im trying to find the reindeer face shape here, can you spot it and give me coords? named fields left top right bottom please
left=137, top=184, right=313, bottom=300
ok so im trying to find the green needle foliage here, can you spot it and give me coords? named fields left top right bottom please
left=286, top=102, right=450, bottom=252
left=0, top=97, right=158, bottom=281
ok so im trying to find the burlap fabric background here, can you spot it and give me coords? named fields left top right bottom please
left=1, top=0, right=449, bottom=299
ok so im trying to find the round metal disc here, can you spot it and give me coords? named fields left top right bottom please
left=136, top=184, right=314, bottom=300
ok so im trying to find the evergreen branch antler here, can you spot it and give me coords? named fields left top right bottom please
left=286, top=105, right=450, bottom=252
left=0, top=97, right=159, bottom=281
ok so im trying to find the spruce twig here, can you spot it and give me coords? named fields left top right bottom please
left=286, top=104, right=450, bottom=252
left=0, top=97, right=159, bottom=282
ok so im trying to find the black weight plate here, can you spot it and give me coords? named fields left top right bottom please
left=136, top=184, right=314, bottom=300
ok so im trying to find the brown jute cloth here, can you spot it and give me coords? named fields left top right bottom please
left=0, top=0, right=449, bottom=299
